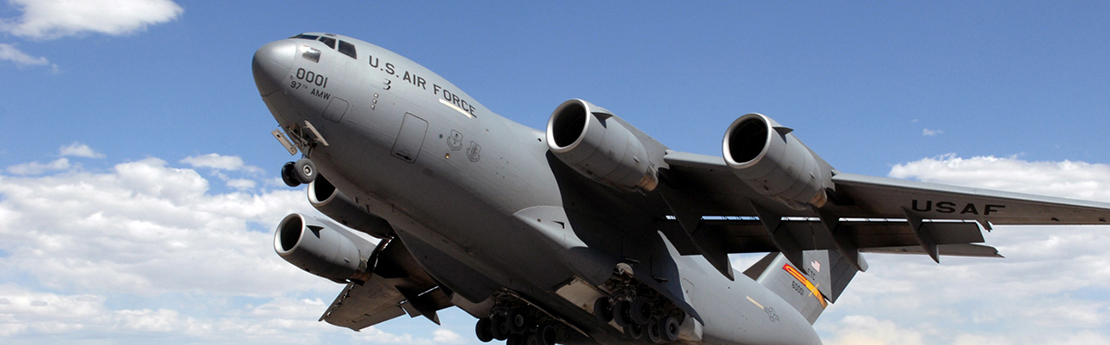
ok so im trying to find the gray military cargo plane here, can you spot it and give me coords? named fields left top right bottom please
left=251, top=33, right=1110, bottom=345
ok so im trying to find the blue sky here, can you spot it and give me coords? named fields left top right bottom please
left=2, top=1, right=1109, bottom=344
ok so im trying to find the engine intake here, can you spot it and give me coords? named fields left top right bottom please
left=546, top=99, right=658, bottom=192
left=274, top=213, right=374, bottom=283
left=722, top=113, right=832, bottom=210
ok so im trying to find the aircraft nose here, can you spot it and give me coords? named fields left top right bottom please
left=252, top=40, right=297, bottom=95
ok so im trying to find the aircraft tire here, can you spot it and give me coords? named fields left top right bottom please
left=525, top=333, right=541, bottom=345
left=629, top=298, right=652, bottom=326
left=293, top=158, right=316, bottom=184
left=281, top=162, right=300, bottom=187
left=538, top=324, right=557, bottom=345
left=491, top=315, right=509, bottom=340
left=475, top=318, right=493, bottom=342
left=662, top=316, right=680, bottom=342
left=647, top=318, right=662, bottom=343
left=614, top=300, right=633, bottom=326
left=507, top=309, right=527, bottom=334
left=626, top=323, right=644, bottom=341
left=507, top=334, right=523, bottom=345
left=593, top=297, right=613, bottom=323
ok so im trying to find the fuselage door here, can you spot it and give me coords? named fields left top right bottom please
left=391, top=113, right=428, bottom=163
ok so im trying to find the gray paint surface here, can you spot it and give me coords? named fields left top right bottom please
left=252, top=33, right=1110, bottom=345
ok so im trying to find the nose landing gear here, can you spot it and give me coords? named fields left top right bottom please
left=281, top=158, right=317, bottom=187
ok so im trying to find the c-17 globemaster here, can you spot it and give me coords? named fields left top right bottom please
left=251, top=33, right=1110, bottom=345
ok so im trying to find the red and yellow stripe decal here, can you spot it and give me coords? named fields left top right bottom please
left=783, top=264, right=828, bottom=309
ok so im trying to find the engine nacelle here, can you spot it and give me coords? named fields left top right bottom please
left=309, top=175, right=394, bottom=238
left=722, top=113, right=833, bottom=210
left=274, top=213, right=374, bottom=284
left=546, top=99, right=658, bottom=192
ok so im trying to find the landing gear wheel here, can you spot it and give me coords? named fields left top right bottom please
left=475, top=318, right=493, bottom=342
left=625, top=323, right=645, bottom=341
left=293, top=158, right=316, bottom=184
left=538, top=324, right=557, bottom=345
left=593, top=297, right=613, bottom=323
left=507, top=309, right=528, bottom=334
left=647, top=318, right=663, bottom=343
left=280, top=161, right=300, bottom=187
left=629, top=298, right=652, bottom=326
left=525, top=333, right=540, bottom=345
left=662, top=315, right=681, bottom=342
left=614, top=299, right=633, bottom=326
left=491, top=315, right=509, bottom=340
left=507, top=334, right=523, bottom=345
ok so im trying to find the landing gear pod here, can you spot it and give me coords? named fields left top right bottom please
left=722, top=113, right=833, bottom=210
left=546, top=99, right=658, bottom=192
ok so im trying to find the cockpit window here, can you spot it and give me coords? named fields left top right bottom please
left=318, top=36, right=336, bottom=49
left=338, top=40, right=357, bottom=59
left=292, top=34, right=319, bottom=40
left=301, top=46, right=321, bottom=63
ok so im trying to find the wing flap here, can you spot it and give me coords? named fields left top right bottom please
left=319, top=238, right=454, bottom=331
left=862, top=243, right=1002, bottom=258
left=694, top=218, right=985, bottom=254
left=321, top=278, right=408, bottom=331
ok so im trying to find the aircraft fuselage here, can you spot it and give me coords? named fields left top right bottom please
left=253, top=33, right=823, bottom=345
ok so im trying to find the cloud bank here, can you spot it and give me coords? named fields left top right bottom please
left=1, top=0, right=184, bottom=40
left=0, top=148, right=477, bottom=344
left=3, top=149, right=1110, bottom=344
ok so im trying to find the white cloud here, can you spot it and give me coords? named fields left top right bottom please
left=6, top=158, right=69, bottom=175
left=227, top=178, right=258, bottom=190
left=922, top=128, right=943, bottom=136
left=0, top=156, right=333, bottom=297
left=0, top=43, right=48, bottom=66
left=181, top=153, right=264, bottom=173
left=58, top=142, right=104, bottom=158
left=2, top=0, right=184, bottom=40
left=888, top=154, right=1110, bottom=201
left=432, top=329, right=466, bottom=344
left=822, top=315, right=925, bottom=345
left=0, top=153, right=376, bottom=343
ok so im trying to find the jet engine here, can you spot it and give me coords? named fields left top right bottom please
left=274, top=213, right=375, bottom=284
left=722, top=113, right=833, bottom=210
left=308, top=175, right=394, bottom=238
left=546, top=99, right=658, bottom=192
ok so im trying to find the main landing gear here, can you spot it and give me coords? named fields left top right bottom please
left=475, top=296, right=565, bottom=345
left=281, top=158, right=316, bottom=187
left=591, top=264, right=683, bottom=343
left=592, top=294, right=681, bottom=343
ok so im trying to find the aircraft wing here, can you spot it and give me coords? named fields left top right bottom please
left=320, top=277, right=408, bottom=331
left=658, top=151, right=1110, bottom=278
left=320, top=238, right=454, bottom=331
